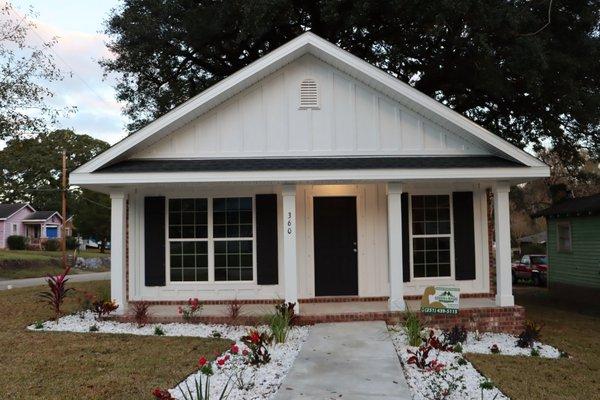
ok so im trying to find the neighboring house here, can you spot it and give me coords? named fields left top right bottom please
left=70, top=33, right=550, bottom=319
left=0, top=203, right=64, bottom=249
left=516, top=231, right=547, bottom=254
left=533, top=193, right=600, bottom=303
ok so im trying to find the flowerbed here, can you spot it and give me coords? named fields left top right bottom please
left=28, top=311, right=309, bottom=399
left=388, top=326, right=561, bottom=400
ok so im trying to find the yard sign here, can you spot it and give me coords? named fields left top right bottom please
left=420, top=286, right=460, bottom=315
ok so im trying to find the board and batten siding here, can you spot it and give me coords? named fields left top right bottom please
left=133, top=55, right=489, bottom=160
left=126, top=183, right=490, bottom=301
left=547, top=216, right=600, bottom=289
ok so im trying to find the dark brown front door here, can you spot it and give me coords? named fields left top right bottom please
left=313, top=196, right=358, bottom=296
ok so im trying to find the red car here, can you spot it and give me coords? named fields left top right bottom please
left=512, top=254, right=548, bottom=286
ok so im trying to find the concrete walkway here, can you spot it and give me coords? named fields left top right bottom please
left=275, top=321, right=412, bottom=400
left=0, top=271, right=110, bottom=291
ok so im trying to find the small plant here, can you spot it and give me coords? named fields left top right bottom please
left=490, top=344, right=501, bottom=354
left=212, top=330, right=222, bottom=338
left=424, top=330, right=454, bottom=352
left=275, top=301, right=298, bottom=326
left=480, top=379, right=499, bottom=400
left=474, top=330, right=483, bottom=341
left=453, top=343, right=463, bottom=353
left=130, top=301, right=151, bottom=327
left=269, top=303, right=292, bottom=343
left=89, top=324, right=99, bottom=332
left=442, top=325, right=468, bottom=345
left=406, top=345, right=432, bottom=369
left=403, top=306, right=423, bottom=347
left=530, top=347, right=540, bottom=357
left=240, top=329, right=271, bottom=365
left=179, top=298, right=203, bottom=321
left=154, top=325, right=165, bottom=336
left=76, top=290, right=96, bottom=318
left=92, top=299, right=119, bottom=320
left=426, top=368, right=466, bottom=399
left=33, top=321, right=44, bottom=330
left=559, top=350, right=569, bottom=358
left=227, top=299, right=243, bottom=320
left=457, top=357, right=467, bottom=366
left=516, top=320, right=543, bottom=348
left=38, top=266, right=73, bottom=321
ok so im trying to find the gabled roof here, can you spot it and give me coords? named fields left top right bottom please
left=73, top=32, right=546, bottom=176
left=532, top=193, right=600, bottom=218
left=22, top=211, right=63, bottom=222
left=0, top=203, right=34, bottom=220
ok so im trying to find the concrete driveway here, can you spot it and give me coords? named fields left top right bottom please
left=0, top=271, right=110, bottom=291
left=275, top=321, right=412, bottom=400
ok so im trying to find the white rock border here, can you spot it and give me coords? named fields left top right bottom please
left=28, top=311, right=309, bottom=400
left=388, top=326, right=561, bottom=400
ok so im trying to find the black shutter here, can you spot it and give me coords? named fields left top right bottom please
left=145, top=196, right=166, bottom=286
left=453, top=192, right=476, bottom=280
left=401, top=193, right=410, bottom=282
left=256, top=194, right=278, bottom=285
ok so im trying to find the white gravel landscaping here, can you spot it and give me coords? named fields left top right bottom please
left=388, top=326, right=561, bottom=400
left=28, top=311, right=310, bottom=400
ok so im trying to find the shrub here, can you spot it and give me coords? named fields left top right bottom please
left=531, top=348, right=540, bottom=357
left=227, top=299, right=242, bottom=320
left=38, top=266, right=73, bottom=320
left=442, top=325, right=468, bottom=345
left=43, top=238, right=60, bottom=251
left=403, top=307, right=423, bottom=347
left=241, top=329, right=271, bottom=366
left=34, top=321, right=44, bottom=329
left=269, top=303, right=293, bottom=343
left=490, top=344, right=501, bottom=354
left=89, top=324, right=99, bottom=332
left=65, top=236, right=78, bottom=250
left=275, top=301, right=298, bottom=326
left=516, top=320, right=543, bottom=348
left=92, top=299, right=119, bottom=320
left=406, top=344, right=445, bottom=372
left=212, top=330, right=222, bottom=338
left=178, top=298, right=202, bottom=321
left=453, top=343, right=463, bottom=353
left=154, top=325, right=165, bottom=336
left=6, top=235, right=27, bottom=250
left=457, top=357, right=467, bottom=366
left=130, top=301, right=151, bottom=327
left=424, top=330, right=453, bottom=352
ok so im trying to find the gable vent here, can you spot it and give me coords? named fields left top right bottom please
left=299, top=79, right=319, bottom=109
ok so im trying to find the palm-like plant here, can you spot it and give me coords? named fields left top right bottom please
left=38, top=266, right=73, bottom=321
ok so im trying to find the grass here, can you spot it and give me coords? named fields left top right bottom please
left=0, top=264, right=82, bottom=280
left=0, top=249, right=110, bottom=261
left=0, top=281, right=230, bottom=399
left=467, top=287, right=600, bottom=400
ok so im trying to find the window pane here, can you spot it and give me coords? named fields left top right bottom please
left=214, top=239, right=253, bottom=281
left=169, top=198, right=208, bottom=239
left=169, top=241, right=208, bottom=282
left=213, top=197, right=253, bottom=239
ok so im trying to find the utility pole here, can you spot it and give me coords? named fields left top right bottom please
left=61, top=150, right=67, bottom=270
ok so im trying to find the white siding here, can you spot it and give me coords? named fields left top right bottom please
left=134, top=55, right=488, bottom=159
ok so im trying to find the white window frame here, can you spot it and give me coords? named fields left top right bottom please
left=165, top=196, right=257, bottom=285
left=11, top=223, right=18, bottom=235
left=556, top=221, right=572, bottom=253
left=408, top=192, right=455, bottom=280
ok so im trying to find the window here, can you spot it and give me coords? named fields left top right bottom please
left=557, top=222, right=572, bottom=252
left=168, top=199, right=208, bottom=282
left=521, top=255, right=530, bottom=265
left=167, top=197, right=254, bottom=283
left=11, top=223, right=18, bottom=235
left=411, top=195, right=452, bottom=278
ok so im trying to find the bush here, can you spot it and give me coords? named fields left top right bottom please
left=65, top=236, right=78, bottom=250
left=516, top=320, right=543, bottom=348
left=403, top=307, right=423, bottom=347
left=43, top=238, right=60, bottom=251
left=442, top=325, right=468, bottom=345
left=269, top=308, right=290, bottom=343
left=6, top=235, right=27, bottom=250
left=130, top=301, right=151, bottom=327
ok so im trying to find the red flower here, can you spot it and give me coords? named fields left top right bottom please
left=250, top=330, right=261, bottom=344
left=242, top=349, right=249, bottom=356
left=230, top=344, right=239, bottom=354
left=152, top=388, right=175, bottom=400
left=224, top=354, right=230, bottom=361
left=177, top=306, right=183, bottom=314
left=216, top=357, right=226, bottom=368
left=198, top=356, right=207, bottom=367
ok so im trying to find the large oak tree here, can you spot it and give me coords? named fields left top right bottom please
left=102, top=0, right=600, bottom=165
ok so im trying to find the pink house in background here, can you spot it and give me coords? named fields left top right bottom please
left=0, top=203, right=65, bottom=249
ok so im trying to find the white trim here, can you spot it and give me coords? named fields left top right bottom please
left=72, top=32, right=546, bottom=176
left=71, top=166, right=550, bottom=187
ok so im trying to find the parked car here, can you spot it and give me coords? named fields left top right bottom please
left=512, top=254, right=548, bottom=286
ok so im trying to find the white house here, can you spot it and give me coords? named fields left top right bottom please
left=70, top=33, right=549, bottom=320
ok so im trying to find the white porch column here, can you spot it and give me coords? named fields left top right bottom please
left=282, top=185, right=299, bottom=313
left=493, top=182, right=515, bottom=307
left=110, top=192, right=128, bottom=315
left=387, top=183, right=406, bottom=311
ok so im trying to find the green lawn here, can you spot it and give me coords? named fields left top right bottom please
left=0, top=281, right=230, bottom=400
left=467, top=287, right=600, bottom=400
left=0, top=249, right=110, bottom=279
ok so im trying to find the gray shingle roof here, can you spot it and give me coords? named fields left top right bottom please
left=98, top=156, right=524, bottom=173
left=0, top=203, right=29, bottom=219
left=532, top=193, right=600, bottom=218
left=22, top=211, right=58, bottom=221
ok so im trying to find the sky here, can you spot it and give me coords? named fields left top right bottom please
left=10, top=0, right=126, bottom=145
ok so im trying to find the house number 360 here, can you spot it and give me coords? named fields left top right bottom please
left=287, top=212, right=293, bottom=235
